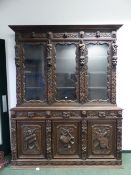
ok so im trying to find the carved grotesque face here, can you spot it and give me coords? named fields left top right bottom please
left=80, top=56, right=85, bottom=66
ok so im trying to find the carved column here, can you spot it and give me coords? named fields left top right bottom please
left=117, top=111, right=122, bottom=161
left=78, top=35, right=88, bottom=103
left=46, top=120, right=52, bottom=159
left=81, top=118, right=87, bottom=160
left=15, top=40, right=24, bottom=105
left=10, top=112, right=17, bottom=163
left=47, top=32, right=56, bottom=104
left=111, top=34, right=117, bottom=104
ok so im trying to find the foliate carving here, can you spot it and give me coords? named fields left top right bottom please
left=117, top=119, right=122, bottom=159
left=98, top=112, right=106, bottom=118
left=15, top=44, right=24, bottom=105
left=112, top=41, right=118, bottom=66
left=23, top=127, right=40, bottom=152
left=52, top=111, right=80, bottom=118
left=53, top=33, right=78, bottom=38
left=56, top=125, right=77, bottom=155
left=62, top=112, right=70, bottom=119
left=78, top=40, right=88, bottom=103
left=27, top=112, right=34, bottom=118
left=47, top=42, right=53, bottom=67
left=85, top=32, right=111, bottom=38
left=20, top=32, right=47, bottom=39
left=92, top=125, right=112, bottom=155
left=47, top=41, right=56, bottom=104
left=81, top=120, right=87, bottom=160
left=111, top=69, right=116, bottom=104
left=11, top=119, right=17, bottom=160
left=46, top=120, right=52, bottom=159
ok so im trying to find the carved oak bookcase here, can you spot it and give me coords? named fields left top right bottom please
left=9, top=25, right=122, bottom=166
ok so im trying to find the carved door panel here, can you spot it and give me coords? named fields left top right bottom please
left=17, top=121, right=45, bottom=158
left=52, top=120, right=80, bottom=158
left=88, top=120, right=116, bottom=158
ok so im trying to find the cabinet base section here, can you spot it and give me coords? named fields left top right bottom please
left=11, top=159, right=122, bottom=167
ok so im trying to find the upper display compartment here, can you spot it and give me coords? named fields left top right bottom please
left=9, top=25, right=122, bottom=105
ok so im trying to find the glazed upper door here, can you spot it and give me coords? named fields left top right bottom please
left=86, top=42, right=111, bottom=102
left=55, top=44, right=77, bottom=101
left=23, top=43, right=47, bottom=102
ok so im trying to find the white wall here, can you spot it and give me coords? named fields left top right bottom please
left=0, top=0, right=131, bottom=150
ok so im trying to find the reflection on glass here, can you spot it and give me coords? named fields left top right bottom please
left=56, top=45, right=76, bottom=100
left=87, top=44, right=108, bottom=100
left=24, top=44, right=46, bottom=101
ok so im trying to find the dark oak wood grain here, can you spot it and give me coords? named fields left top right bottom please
left=9, top=25, right=122, bottom=166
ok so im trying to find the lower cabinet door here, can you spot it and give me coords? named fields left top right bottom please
left=17, top=121, right=45, bottom=158
left=88, top=120, right=116, bottom=159
left=52, top=120, right=80, bottom=159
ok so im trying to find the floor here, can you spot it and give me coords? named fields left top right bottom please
left=0, top=153, right=131, bottom=175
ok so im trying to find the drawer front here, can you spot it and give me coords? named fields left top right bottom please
left=88, top=120, right=116, bottom=159
left=52, top=120, right=80, bottom=159
left=17, top=121, right=45, bottom=158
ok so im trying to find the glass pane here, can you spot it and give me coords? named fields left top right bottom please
left=24, top=44, right=46, bottom=101
left=56, top=45, right=76, bottom=100
left=87, top=44, right=108, bottom=100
